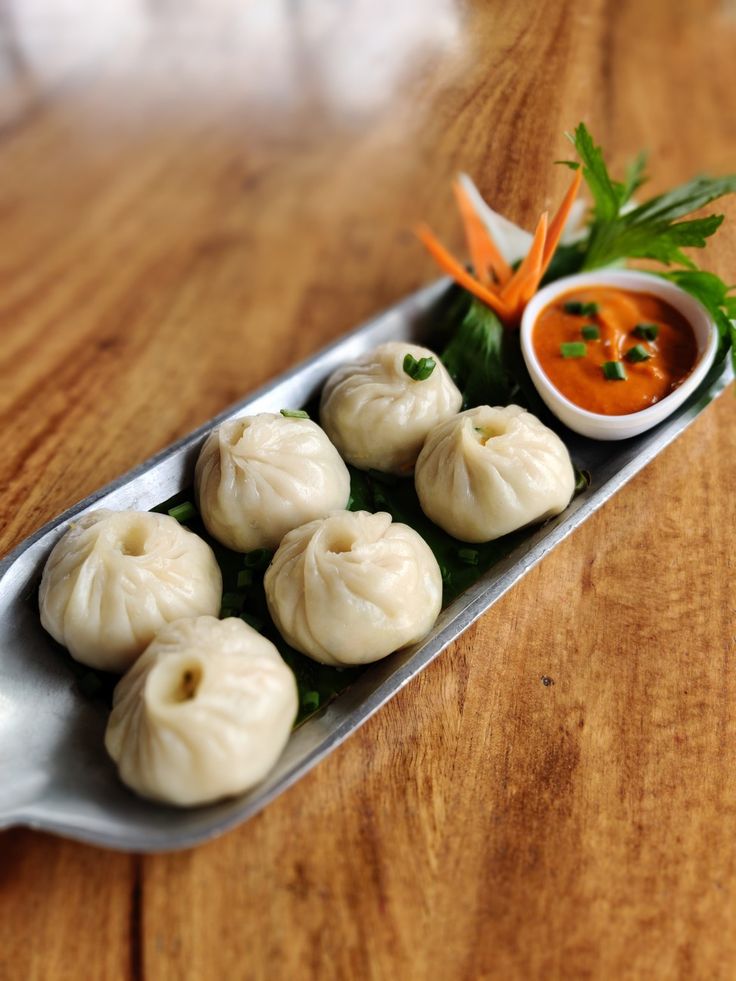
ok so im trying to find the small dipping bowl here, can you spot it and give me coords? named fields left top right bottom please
left=520, top=269, right=719, bottom=440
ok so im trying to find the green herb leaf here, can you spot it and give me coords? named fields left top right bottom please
left=628, top=175, right=736, bottom=224
left=621, top=150, right=649, bottom=207
left=403, top=353, right=436, bottom=381
left=441, top=298, right=518, bottom=408
left=566, top=123, right=623, bottom=222
left=662, top=269, right=736, bottom=370
left=585, top=214, right=724, bottom=269
left=568, top=123, right=736, bottom=271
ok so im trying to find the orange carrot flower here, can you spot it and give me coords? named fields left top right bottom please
left=417, top=169, right=582, bottom=327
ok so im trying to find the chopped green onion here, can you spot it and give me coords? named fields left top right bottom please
left=563, top=300, right=599, bottom=316
left=602, top=361, right=627, bottom=381
left=561, top=341, right=587, bottom=359
left=625, top=344, right=652, bottom=363
left=280, top=408, right=310, bottom=419
left=244, top=549, right=272, bottom=570
left=403, top=353, right=436, bottom=381
left=168, top=501, right=197, bottom=523
left=240, top=612, right=265, bottom=632
left=458, top=548, right=479, bottom=565
left=581, top=324, right=600, bottom=340
left=301, top=690, right=321, bottom=713
left=237, top=569, right=253, bottom=589
left=634, top=323, right=659, bottom=341
left=574, top=468, right=591, bottom=494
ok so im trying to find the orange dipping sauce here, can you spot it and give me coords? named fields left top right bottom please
left=533, top=287, right=698, bottom=415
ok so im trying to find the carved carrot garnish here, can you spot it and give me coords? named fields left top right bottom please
left=499, top=211, right=548, bottom=312
left=414, top=223, right=513, bottom=321
left=417, top=171, right=582, bottom=327
left=451, top=179, right=512, bottom=286
left=541, top=169, right=583, bottom=273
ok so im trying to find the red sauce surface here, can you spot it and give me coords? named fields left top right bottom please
left=533, top=286, right=698, bottom=415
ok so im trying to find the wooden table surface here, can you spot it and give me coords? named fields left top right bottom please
left=1, top=1, right=735, bottom=978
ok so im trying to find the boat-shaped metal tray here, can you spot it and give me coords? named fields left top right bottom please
left=0, top=279, right=731, bottom=852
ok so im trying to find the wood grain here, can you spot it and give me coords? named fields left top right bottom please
left=0, top=1, right=735, bottom=978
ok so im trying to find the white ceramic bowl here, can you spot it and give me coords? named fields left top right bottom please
left=520, top=269, right=718, bottom=440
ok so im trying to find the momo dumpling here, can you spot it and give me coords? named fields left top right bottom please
left=195, top=413, right=351, bottom=552
left=415, top=405, right=575, bottom=543
left=319, top=342, right=462, bottom=474
left=264, top=510, right=442, bottom=666
left=39, top=510, right=222, bottom=672
left=105, top=616, right=298, bottom=806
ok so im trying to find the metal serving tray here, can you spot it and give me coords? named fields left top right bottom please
left=0, top=279, right=731, bottom=852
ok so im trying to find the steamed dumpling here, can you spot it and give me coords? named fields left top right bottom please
left=105, top=616, right=298, bottom=806
left=39, top=510, right=222, bottom=672
left=319, top=342, right=462, bottom=474
left=264, top=510, right=442, bottom=666
left=414, top=405, right=575, bottom=542
left=195, top=413, right=351, bottom=552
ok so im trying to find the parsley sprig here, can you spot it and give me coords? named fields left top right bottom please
left=561, top=124, right=736, bottom=269
left=560, top=123, right=736, bottom=368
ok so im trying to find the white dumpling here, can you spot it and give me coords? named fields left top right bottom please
left=39, top=510, right=222, bottom=672
left=195, top=413, right=351, bottom=552
left=414, top=405, right=575, bottom=543
left=105, top=616, right=298, bottom=806
left=319, top=341, right=462, bottom=474
left=264, top=510, right=442, bottom=667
